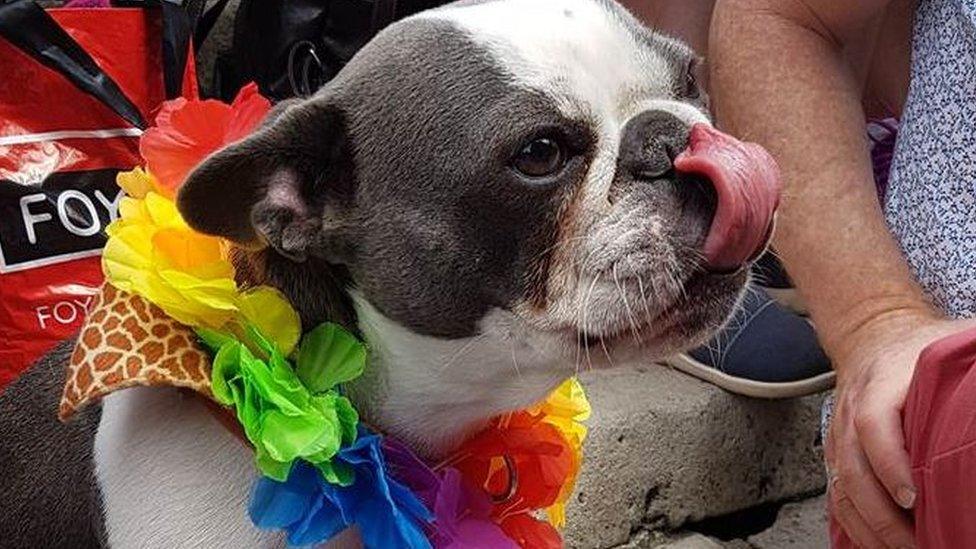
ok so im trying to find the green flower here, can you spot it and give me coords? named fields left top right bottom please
left=296, top=323, right=366, bottom=393
left=199, top=323, right=365, bottom=485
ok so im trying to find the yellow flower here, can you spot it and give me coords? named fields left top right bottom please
left=533, top=378, right=590, bottom=528
left=104, top=192, right=236, bottom=328
left=102, top=190, right=301, bottom=355
left=538, top=377, right=590, bottom=446
left=116, top=167, right=160, bottom=199
left=239, top=287, right=301, bottom=359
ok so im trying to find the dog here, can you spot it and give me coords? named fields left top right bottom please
left=0, top=0, right=779, bottom=546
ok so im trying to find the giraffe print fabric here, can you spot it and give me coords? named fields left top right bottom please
left=59, top=283, right=213, bottom=421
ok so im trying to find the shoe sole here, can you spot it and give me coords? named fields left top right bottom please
left=664, top=353, right=836, bottom=399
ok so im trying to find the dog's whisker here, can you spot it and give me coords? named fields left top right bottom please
left=581, top=273, right=602, bottom=371
left=574, top=324, right=583, bottom=378
left=509, top=340, right=522, bottom=379
left=438, top=334, right=486, bottom=373
left=570, top=243, right=604, bottom=373
left=636, top=276, right=655, bottom=328
left=646, top=262, right=681, bottom=330
left=612, top=263, right=642, bottom=346
left=625, top=257, right=657, bottom=331
left=577, top=241, right=608, bottom=275
left=665, top=262, right=687, bottom=304
left=599, top=334, right=615, bottom=370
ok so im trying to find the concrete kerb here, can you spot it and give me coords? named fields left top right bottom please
left=564, top=365, right=827, bottom=548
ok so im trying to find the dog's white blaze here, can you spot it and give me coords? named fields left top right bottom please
left=631, top=98, right=711, bottom=127
left=424, top=0, right=673, bottom=123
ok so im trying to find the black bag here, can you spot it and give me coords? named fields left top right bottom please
left=208, top=0, right=449, bottom=101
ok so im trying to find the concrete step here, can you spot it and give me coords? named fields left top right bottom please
left=563, top=364, right=828, bottom=548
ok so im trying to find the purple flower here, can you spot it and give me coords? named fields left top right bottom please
left=383, top=438, right=517, bottom=549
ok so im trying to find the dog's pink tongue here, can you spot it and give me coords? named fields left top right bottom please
left=674, top=124, right=781, bottom=271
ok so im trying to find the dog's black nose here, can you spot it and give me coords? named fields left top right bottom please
left=612, top=110, right=718, bottom=245
left=618, top=110, right=690, bottom=181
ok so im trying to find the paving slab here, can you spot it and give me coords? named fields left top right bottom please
left=564, top=364, right=828, bottom=548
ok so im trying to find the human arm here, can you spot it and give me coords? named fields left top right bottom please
left=709, top=1, right=976, bottom=547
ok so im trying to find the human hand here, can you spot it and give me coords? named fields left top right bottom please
left=826, top=312, right=976, bottom=548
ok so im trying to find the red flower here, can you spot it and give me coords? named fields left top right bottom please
left=451, top=410, right=577, bottom=547
left=140, top=83, right=271, bottom=198
left=498, top=514, right=562, bottom=549
left=456, top=411, right=574, bottom=514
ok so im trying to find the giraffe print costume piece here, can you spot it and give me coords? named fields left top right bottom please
left=59, top=283, right=213, bottom=421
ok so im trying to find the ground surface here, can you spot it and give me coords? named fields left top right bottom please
left=564, top=366, right=828, bottom=548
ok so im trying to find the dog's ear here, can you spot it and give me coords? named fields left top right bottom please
left=176, top=99, right=353, bottom=262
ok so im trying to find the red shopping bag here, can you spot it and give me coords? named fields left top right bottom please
left=0, top=1, right=196, bottom=389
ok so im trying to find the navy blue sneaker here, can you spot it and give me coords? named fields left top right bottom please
left=666, top=285, right=833, bottom=398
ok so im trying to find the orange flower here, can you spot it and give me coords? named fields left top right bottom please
left=106, top=84, right=299, bottom=354
left=140, top=83, right=271, bottom=198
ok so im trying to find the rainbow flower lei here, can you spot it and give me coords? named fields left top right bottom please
left=102, top=84, right=590, bottom=548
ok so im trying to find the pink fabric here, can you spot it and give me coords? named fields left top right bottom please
left=831, top=326, right=976, bottom=548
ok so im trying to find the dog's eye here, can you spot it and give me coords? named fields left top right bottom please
left=512, top=137, right=565, bottom=178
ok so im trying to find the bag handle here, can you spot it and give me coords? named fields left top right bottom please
left=0, top=0, right=148, bottom=128
left=285, top=0, right=402, bottom=98
left=0, top=0, right=200, bottom=129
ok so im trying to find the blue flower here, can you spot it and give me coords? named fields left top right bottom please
left=248, top=429, right=433, bottom=548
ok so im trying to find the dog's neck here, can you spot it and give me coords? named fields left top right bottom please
left=345, top=293, right=568, bottom=459
left=253, top=253, right=568, bottom=459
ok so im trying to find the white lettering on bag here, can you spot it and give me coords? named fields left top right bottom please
left=18, top=188, right=124, bottom=245
left=35, top=296, right=93, bottom=330
left=94, top=189, right=124, bottom=220
left=57, top=190, right=101, bottom=237
left=19, top=194, right=51, bottom=245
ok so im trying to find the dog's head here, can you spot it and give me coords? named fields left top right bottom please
left=178, top=0, right=778, bottom=431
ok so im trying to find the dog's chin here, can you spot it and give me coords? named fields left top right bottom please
left=564, top=269, right=749, bottom=369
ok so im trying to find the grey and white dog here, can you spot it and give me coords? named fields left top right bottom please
left=0, top=0, right=779, bottom=547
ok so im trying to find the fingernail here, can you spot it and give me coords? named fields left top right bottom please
left=896, top=485, right=917, bottom=509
